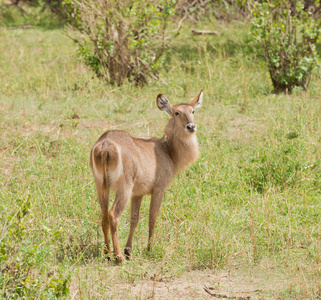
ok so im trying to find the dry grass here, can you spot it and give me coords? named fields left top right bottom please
left=1, top=20, right=321, bottom=299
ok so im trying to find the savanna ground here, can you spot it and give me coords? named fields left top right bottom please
left=1, top=17, right=321, bottom=299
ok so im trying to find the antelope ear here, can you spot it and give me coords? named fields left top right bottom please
left=190, top=90, right=203, bottom=109
left=156, top=94, right=173, bottom=115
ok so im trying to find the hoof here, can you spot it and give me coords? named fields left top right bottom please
left=104, top=249, right=111, bottom=261
left=115, top=254, right=125, bottom=263
left=124, top=247, right=132, bottom=260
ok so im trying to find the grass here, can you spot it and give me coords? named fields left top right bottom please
left=1, top=17, right=321, bottom=299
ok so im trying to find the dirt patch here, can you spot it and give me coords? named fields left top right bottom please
left=1, top=161, right=13, bottom=175
left=113, top=270, right=262, bottom=299
left=0, top=155, right=14, bottom=187
left=76, top=120, right=112, bottom=130
left=69, top=266, right=302, bottom=299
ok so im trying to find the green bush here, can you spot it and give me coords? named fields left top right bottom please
left=63, top=0, right=176, bottom=86
left=250, top=0, right=321, bottom=92
left=0, top=197, right=70, bottom=298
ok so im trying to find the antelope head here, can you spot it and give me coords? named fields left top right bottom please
left=156, top=90, right=203, bottom=136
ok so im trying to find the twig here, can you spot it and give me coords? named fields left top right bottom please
left=172, top=13, right=188, bottom=32
left=71, top=290, right=79, bottom=300
left=203, top=285, right=251, bottom=299
left=192, top=29, right=218, bottom=35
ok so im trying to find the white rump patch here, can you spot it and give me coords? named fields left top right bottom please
left=92, top=144, right=123, bottom=185
left=92, top=145, right=103, bottom=184
left=108, top=145, right=123, bottom=184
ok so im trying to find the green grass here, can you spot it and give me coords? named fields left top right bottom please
left=1, top=19, right=321, bottom=299
left=0, top=0, right=63, bottom=29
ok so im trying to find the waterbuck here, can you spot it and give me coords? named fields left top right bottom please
left=90, top=90, right=203, bottom=262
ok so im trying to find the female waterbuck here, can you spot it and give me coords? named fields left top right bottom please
left=90, top=90, right=203, bottom=262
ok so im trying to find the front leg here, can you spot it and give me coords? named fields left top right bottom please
left=148, top=189, right=165, bottom=251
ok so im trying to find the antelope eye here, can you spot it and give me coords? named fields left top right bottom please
left=175, top=112, right=180, bottom=116
left=192, top=110, right=195, bottom=114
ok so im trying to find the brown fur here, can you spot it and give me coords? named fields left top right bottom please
left=90, top=90, right=203, bottom=262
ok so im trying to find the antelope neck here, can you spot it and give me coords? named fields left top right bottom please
left=164, top=122, right=199, bottom=173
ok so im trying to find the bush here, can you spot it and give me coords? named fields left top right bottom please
left=175, top=0, right=251, bottom=22
left=250, top=0, right=321, bottom=93
left=63, top=0, right=176, bottom=86
left=0, top=197, right=70, bottom=298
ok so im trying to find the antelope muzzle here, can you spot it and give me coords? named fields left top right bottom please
left=186, top=123, right=196, bottom=133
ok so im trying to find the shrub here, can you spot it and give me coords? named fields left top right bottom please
left=250, top=0, right=321, bottom=92
left=174, top=0, right=252, bottom=22
left=63, top=0, right=176, bottom=86
left=0, top=197, right=70, bottom=298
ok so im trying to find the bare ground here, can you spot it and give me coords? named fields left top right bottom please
left=111, top=270, right=262, bottom=299
left=70, top=263, right=317, bottom=299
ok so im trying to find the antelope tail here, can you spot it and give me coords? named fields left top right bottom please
left=101, top=140, right=123, bottom=188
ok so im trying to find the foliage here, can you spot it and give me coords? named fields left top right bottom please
left=303, top=0, right=321, bottom=18
left=176, top=0, right=251, bottom=22
left=250, top=0, right=321, bottom=92
left=0, top=0, right=64, bottom=28
left=1, top=21, right=321, bottom=298
left=63, top=0, right=176, bottom=86
left=0, top=197, right=70, bottom=298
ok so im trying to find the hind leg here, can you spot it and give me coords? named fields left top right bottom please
left=124, top=195, right=143, bottom=259
left=109, top=185, right=133, bottom=262
left=97, top=184, right=111, bottom=256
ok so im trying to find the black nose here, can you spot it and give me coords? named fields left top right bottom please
left=186, top=123, right=196, bottom=132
